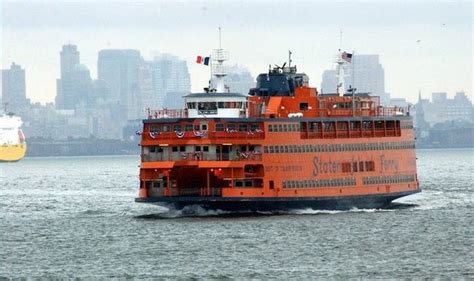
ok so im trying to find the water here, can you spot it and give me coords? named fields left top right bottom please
left=1, top=149, right=473, bottom=279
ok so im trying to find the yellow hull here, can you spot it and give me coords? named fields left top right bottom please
left=0, top=144, right=27, bottom=162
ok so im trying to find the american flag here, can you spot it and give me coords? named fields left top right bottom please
left=341, top=51, right=352, bottom=63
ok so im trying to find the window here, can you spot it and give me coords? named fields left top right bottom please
left=150, top=125, right=159, bottom=132
left=269, top=180, right=274, bottom=190
left=203, top=146, right=209, bottom=152
left=227, top=123, right=236, bottom=131
left=187, top=102, right=196, bottom=109
left=359, top=161, right=364, bottom=172
left=161, top=125, right=170, bottom=132
left=180, top=146, right=186, bottom=152
left=215, top=123, right=224, bottom=131
left=353, top=162, right=358, bottom=172
left=250, top=124, right=260, bottom=131
left=185, top=124, right=194, bottom=131
left=269, top=125, right=273, bottom=132
left=195, top=146, right=201, bottom=152
left=239, top=124, right=248, bottom=132
left=300, top=103, right=309, bottom=110
left=172, top=146, right=178, bottom=152
left=174, top=124, right=182, bottom=132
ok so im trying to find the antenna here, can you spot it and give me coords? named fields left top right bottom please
left=288, top=50, right=292, bottom=68
left=339, top=29, right=343, bottom=51
left=218, top=26, right=222, bottom=49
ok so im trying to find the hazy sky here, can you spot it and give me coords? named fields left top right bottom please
left=1, top=0, right=472, bottom=104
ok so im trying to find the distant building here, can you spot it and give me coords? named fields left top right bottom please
left=140, top=55, right=191, bottom=110
left=422, top=91, right=473, bottom=125
left=56, top=45, right=93, bottom=110
left=60, top=44, right=80, bottom=78
left=98, top=49, right=143, bottom=120
left=320, top=54, right=390, bottom=105
left=225, top=65, right=255, bottom=95
left=2, top=62, right=28, bottom=111
left=320, top=69, right=338, bottom=94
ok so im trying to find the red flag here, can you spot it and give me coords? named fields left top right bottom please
left=196, top=55, right=203, bottom=64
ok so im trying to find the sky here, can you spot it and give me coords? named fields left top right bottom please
left=1, top=0, right=472, bottom=104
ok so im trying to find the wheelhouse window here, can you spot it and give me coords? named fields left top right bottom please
left=187, top=102, right=196, bottom=109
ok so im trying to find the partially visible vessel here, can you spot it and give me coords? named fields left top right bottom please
left=0, top=113, right=27, bottom=162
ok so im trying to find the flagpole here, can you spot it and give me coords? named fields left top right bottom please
left=352, top=50, right=355, bottom=117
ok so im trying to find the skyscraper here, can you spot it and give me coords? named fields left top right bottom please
left=60, top=44, right=79, bottom=78
left=97, top=49, right=143, bottom=119
left=2, top=62, right=27, bottom=112
left=225, top=65, right=255, bottom=95
left=56, top=44, right=92, bottom=110
left=140, top=55, right=191, bottom=110
left=320, top=54, right=390, bottom=105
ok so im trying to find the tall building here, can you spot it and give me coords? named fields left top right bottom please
left=320, top=54, right=390, bottom=105
left=60, top=44, right=80, bottom=78
left=98, top=49, right=143, bottom=119
left=56, top=44, right=92, bottom=110
left=320, top=69, right=338, bottom=94
left=140, top=55, right=191, bottom=110
left=225, top=65, right=255, bottom=95
left=2, top=62, right=27, bottom=112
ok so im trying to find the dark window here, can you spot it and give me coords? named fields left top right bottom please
left=239, top=124, right=248, bottom=132
left=300, top=103, right=309, bottom=110
left=174, top=124, right=182, bottom=132
left=185, top=124, right=194, bottom=131
left=195, top=146, right=201, bottom=152
left=162, top=125, right=170, bottom=132
left=203, top=146, right=209, bottom=152
left=172, top=146, right=178, bottom=152
left=215, top=123, right=224, bottom=131
left=227, top=123, right=236, bottom=131
left=180, top=146, right=186, bottom=152
left=269, top=180, right=274, bottom=190
left=269, top=125, right=274, bottom=132
left=150, top=125, right=159, bottom=132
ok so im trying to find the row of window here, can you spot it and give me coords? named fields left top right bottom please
left=268, top=120, right=410, bottom=133
left=283, top=178, right=356, bottom=189
left=149, top=123, right=262, bottom=133
left=400, top=121, right=414, bottom=129
left=363, top=175, right=415, bottom=185
left=268, top=123, right=300, bottom=132
left=187, top=101, right=244, bottom=109
left=342, top=161, right=375, bottom=173
left=263, top=142, right=415, bottom=154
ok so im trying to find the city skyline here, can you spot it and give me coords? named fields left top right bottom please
left=1, top=1, right=472, bottom=104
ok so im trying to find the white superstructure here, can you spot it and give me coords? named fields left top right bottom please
left=0, top=114, right=24, bottom=145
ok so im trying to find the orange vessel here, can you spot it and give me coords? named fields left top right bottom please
left=135, top=50, right=420, bottom=211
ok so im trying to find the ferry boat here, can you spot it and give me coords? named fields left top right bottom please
left=135, top=47, right=420, bottom=211
left=0, top=112, right=27, bottom=162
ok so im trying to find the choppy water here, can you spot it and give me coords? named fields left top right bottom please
left=1, top=149, right=473, bottom=279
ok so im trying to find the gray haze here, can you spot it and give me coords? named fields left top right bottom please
left=1, top=0, right=472, bottom=103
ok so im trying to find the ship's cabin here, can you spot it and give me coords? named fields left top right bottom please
left=184, top=92, right=248, bottom=118
left=249, top=65, right=309, bottom=97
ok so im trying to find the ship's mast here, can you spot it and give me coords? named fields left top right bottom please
left=211, top=27, right=228, bottom=93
